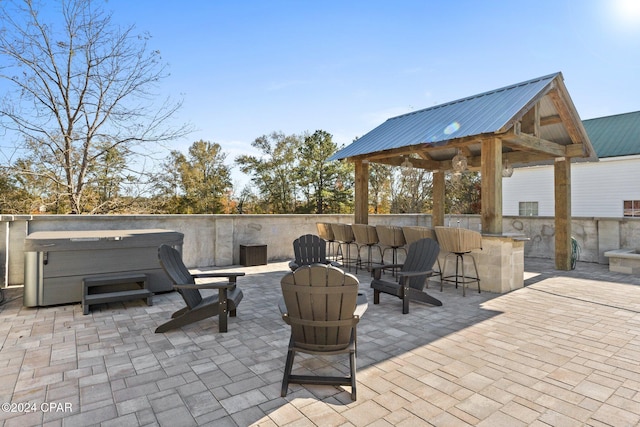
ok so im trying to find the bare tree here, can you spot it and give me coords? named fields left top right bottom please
left=0, top=0, right=190, bottom=213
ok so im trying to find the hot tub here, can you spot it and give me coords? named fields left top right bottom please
left=23, top=229, right=183, bottom=307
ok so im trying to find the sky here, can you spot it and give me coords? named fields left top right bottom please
left=4, top=0, right=640, bottom=188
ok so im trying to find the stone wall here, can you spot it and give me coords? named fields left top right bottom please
left=2, top=213, right=639, bottom=286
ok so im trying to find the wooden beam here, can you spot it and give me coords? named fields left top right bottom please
left=354, top=160, right=369, bottom=224
left=548, top=82, right=586, bottom=146
left=554, top=158, right=572, bottom=270
left=566, top=144, right=586, bottom=158
left=481, top=138, right=503, bottom=234
left=370, top=145, right=574, bottom=173
left=520, top=103, right=540, bottom=136
left=347, top=133, right=493, bottom=163
left=417, top=151, right=433, bottom=160
left=432, top=171, right=445, bottom=227
left=503, top=150, right=556, bottom=165
left=370, top=156, right=443, bottom=170
left=540, top=114, right=562, bottom=126
left=352, top=145, right=428, bottom=162
left=502, top=131, right=566, bottom=157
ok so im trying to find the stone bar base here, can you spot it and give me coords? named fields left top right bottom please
left=475, top=235, right=525, bottom=293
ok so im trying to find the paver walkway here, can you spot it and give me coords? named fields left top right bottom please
left=0, top=257, right=639, bottom=426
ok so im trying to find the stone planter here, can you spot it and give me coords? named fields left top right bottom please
left=604, top=248, right=640, bottom=274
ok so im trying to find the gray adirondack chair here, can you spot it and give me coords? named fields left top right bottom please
left=279, top=264, right=367, bottom=400
left=288, top=234, right=342, bottom=271
left=371, top=238, right=442, bottom=314
left=156, top=244, right=244, bottom=333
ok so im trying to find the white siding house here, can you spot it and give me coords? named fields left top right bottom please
left=503, top=111, right=640, bottom=218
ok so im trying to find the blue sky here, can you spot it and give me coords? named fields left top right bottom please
left=6, top=0, right=640, bottom=187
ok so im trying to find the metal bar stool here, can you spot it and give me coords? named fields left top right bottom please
left=316, top=222, right=337, bottom=260
left=352, top=224, right=382, bottom=273
left=375, top=225, right=407, bottom=276
left=434, top=226, right=482, bottom=296
left=331, top=223, right=358, bottom=271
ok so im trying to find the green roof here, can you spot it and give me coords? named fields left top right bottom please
left=583, top=111, right=640, bottom=158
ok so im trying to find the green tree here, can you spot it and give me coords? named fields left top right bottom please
left=369, top=163, right=392, bottom=213
left=446, top=171, right=481, bottom=214
left=0, top=0, right=190, bottom=213
left=0, top=166, right=31, bottom=213
left=390, top=166, right=433, bottom=213
left=236, top=132, right=301, bottom=214
left=83, top=144, right=136, bottom=213
left=181, top=140, right=231, bottom=213
left=235, top=185, right=260, bottom=214
left=297, top=130, right=353, bottom=214
left=10, top=157, right=68, bottom=213
left=150, top=151, right=183, bottom=213
left=155, top=140, right=231, bottom=213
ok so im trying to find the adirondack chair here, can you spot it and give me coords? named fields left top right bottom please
left=402, top=226, right=443, bottom=282
left=370, top=238, right=442, bottom=314
left=288, top=234, right=342, bottom=271
left=156, top=244, right=244, bottom=333
left=279, top=264, right=367, bottom=400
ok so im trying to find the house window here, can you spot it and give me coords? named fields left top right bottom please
left=519, top=201, right=538, bottom=216
left=623, top=200, right=640, bottom=217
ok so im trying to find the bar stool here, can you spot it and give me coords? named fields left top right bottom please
left=402, top=226, right=442, bottom=283
left=316, top=222, right=337, bottom=260
left=351, top=224, right=382, bottom=273
left=375, top=225, right=407, bottom=276
left=331, top=223, right=357, bottom=271
left=434, top=226, right=482, bottom=296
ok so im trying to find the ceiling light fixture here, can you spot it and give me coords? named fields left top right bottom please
left=452, top=149, right=467, bottom=175
left=502, top=159, right=514, bottom=178
left=400, top=156, right=414, bottom=176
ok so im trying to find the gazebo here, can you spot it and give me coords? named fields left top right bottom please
left=331, top=72, right=597, bottom=292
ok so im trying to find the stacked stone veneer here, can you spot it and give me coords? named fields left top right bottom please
left=475, top=236, right=526, bottom=293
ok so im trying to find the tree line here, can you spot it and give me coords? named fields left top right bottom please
left=0, top=129, right=481, bottom=215
left=0, top=0, right=480, bottom=215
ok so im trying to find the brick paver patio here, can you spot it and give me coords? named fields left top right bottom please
left=1, top=257, right=639, bottom=426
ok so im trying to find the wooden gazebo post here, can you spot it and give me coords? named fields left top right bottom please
left=481, top=138, right=503, bottom=234
left=354, top=159, right=368, bottom=224
left=554, top=157, right=572, bottom=270
left=432, top=171, right=445, bottom=226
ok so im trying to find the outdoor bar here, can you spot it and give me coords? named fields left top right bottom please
left=330, top=72, right=597, bottom=292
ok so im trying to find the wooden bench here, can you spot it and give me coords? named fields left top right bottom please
left=82, top=273, right=152, bottom=315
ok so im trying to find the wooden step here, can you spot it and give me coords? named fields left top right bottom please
left=84, top=289, right=152, bottom=305
left=82, top=273, right=151, bottom=315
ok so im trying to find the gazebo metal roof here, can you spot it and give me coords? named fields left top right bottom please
left=332, top=72, right=596, bottom=170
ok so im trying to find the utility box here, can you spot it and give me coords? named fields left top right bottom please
left=23, top=229, right=183, bottom=307
left=239, top=244, right=267, bottom=267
